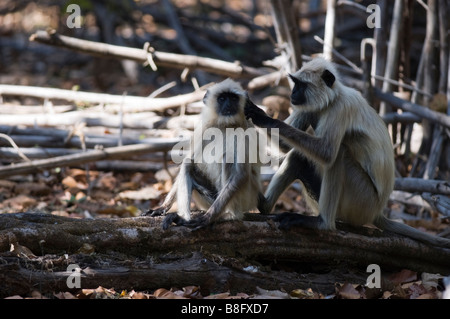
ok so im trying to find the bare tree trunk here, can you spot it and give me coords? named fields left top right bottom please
left=308, top=0, right=322, bottom=30
left=373, top=0, right=388, bottom=92
left=394, top=177, right=450, bottom=195
left=379, top=0, right=404, bottom=116
left=323, top=0, right=336, bottom=60
left=161, top=0, right=207, bottom=85
left=374, top=89, right=450, bottom=129
left=448, top=52, right=450, bottom=116
left=423, top=0, right=438, bottom=104
left=0, top=143, right=176, bottom=178
left=410, top=0, right=439, bottom=177
left=270, top=0, right=303, bottom=74
left=437, top=0, right=448, bottom=95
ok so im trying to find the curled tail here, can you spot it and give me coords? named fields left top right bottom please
left=374, top=216, right=450, bottom=249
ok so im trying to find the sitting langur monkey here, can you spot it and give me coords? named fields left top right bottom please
left=143, top=79, right=263, bottom=229
left=245, top=57, right=450, bottom=248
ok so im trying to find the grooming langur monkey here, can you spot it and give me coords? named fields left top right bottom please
left=143, top=79, right=263, bottom=229
left=245, top=57, right=450, bottom=248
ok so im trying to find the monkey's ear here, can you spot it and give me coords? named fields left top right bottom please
left=288, top=73, right=298, bottom=83
left=321, top=69, right=335, bottom=88
left=203, top=90, right=209, bottom=105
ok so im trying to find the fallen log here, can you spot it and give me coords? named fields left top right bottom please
left=0, top=84, right=205, bottom=113
left=394, top=178, right=450, bottom=196
left=0, top=142, right=179, bottom=178
left=0, top=212, right=449, bottom=297
left=374, top=89, right=450, bottom=129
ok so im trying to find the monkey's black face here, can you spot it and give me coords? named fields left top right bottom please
left=216, top=92, right=240, bottom=116
left=289, top=74, right=308, bottom=106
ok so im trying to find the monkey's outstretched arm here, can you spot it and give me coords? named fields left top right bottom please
left=261, top=150, right=321, bottom=215
left=245, top=100, right=343, bottom=167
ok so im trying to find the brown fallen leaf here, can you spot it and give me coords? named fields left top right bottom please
left=62, top=176, right=87, bottom=190
left=390, top=284, right=410, bottom=299
left=10, top=242, right=36, bottom=258
left=129, top=290, right=151, bottom=299
left=30, top=290, right=46, bottom=299
left=118, top=186, right=161, bottom=200
left=0, top=179, right=16, bottom=189
left=204, top=292, right=231, bottom=299
left=182, top=286, right=202, bottom=299
left=382, top=291, right=393, bottom=299
left=15, top=182, right=52, bottom=196
left=336, top=282, right=362, bottom=299
left=96, top=172, right=117, bottom=191
left=153, top=288, right=187, bottom=299
left=54, top=292, right=77, bottom=299
left=1, top=194, right=37, bottom=210
left=68, top=168, right=94, bottom=179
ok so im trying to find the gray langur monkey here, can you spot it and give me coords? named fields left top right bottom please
left=245, top=57, right=450, bottom=248
left=143, top=79, right=264, bottom=229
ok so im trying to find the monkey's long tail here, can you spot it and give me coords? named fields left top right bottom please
left=374, top=216, right=450, bottom=249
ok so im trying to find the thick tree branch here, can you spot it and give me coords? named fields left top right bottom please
left=394, top=178, right=450, bottom=195
left=29, top=30, right=266, bottom=79
left=0, top=84, right=205, bottom=113
left=0, top=142, right=179, bottom=178
left=374, top=88, right=450, bottom=128
left=1, top=213, right=449, bottom=272
left=1, top=212, right=449, bottom=297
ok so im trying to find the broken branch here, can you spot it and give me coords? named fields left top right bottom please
left=30, top=30, right=266, bottom=79
left=0, top=142, right=179, bottom=178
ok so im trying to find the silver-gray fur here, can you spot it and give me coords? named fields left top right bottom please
left=144, top=79, right=263, bottom=229
left=246, top=57, right=450, bottom=248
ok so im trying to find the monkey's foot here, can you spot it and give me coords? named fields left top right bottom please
left=162, top=212, right=211, bottom=230
left=274, top=212, right=322, bottom=230
left=141, top=207, right=166, bottom=217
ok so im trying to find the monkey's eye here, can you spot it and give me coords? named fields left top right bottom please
left=297, top=81, right=307, bottom=89
left=218, top=94, right=239, bottom=104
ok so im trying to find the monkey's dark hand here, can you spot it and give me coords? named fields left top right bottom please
left=162, top=212, right=211, bottom=231
left=162, top=213, right=185, bottom=230
left=141, top=207, right=166, bottom=217
left=244, top=97, right=274, bottom=128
